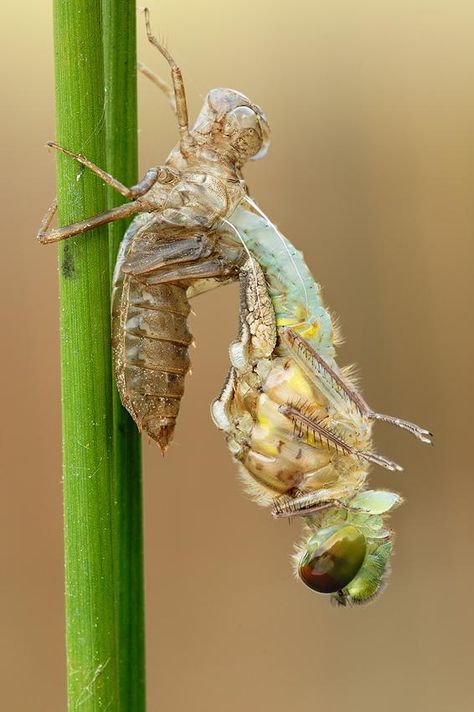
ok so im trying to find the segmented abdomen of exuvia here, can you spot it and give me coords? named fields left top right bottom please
left=112, top=216, right=192, bottom=452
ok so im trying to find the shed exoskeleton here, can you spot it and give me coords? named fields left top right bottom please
left=38, top=10, right=270, bottom=450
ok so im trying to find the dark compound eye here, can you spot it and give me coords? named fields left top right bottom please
left=298, top=525, right=367, bottom=594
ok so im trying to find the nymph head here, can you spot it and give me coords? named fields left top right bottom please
left=192, top=88, right=270, bottom=166
left=295, top=490, right=402, bottom=606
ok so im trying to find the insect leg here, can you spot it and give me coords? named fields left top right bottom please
left=367, top=412, right=433, bottom=444
left=279, top=403, right=403, bottom=472
left=283, top=328, right=432, bottom=444
left=138, top=62, right=176, bottom=114
left=272, top=492, right=360, bottom=519
left=47, top=141, right=174, bottom=198
left=37, top=199, right=141, bottom=244
left=143, top=8, right=192, bottom=153
left=39, top=141, right=178, bottom=244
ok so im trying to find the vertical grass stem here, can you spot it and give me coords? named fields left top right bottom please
left=53, top=1, right=144, bottom=709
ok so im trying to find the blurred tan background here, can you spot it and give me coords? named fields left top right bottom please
left=2, top=1, right=473, bottom=710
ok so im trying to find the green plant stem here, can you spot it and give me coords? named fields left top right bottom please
left=102, top=2, right=145, bottom=710
left=53, top=1, right=144, bottom=710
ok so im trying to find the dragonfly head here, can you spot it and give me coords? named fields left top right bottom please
left=192, top=88, right=271, bottom=166
left=295, top=490, right=402, bottom=605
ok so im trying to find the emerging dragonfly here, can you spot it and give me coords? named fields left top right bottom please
left=212, top=206, right=431, bottom=604
left=38, top=10, right=431, bottom=604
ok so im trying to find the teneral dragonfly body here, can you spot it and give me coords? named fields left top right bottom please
left=212, top=200, right=431, bottom=604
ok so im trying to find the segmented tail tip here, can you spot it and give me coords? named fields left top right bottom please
left=143, top=418, right=175, bottom=455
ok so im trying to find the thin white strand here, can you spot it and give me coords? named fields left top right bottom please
left=221, top=218, right=263, bottom=316
left=243, top=195, right=309, bottom=313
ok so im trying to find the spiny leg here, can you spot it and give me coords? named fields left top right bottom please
left=272, top=492, right=363, bottom=519
left=143, top=8, right=192, bottom=153
left=138, top=61, right=176, bottom=114
left=283, top=328, right=432, bottom=445
left=279, top=403, right=403, bottom=472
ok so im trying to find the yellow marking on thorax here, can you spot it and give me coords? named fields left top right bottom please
left=298, top=320, right=320, bottom=340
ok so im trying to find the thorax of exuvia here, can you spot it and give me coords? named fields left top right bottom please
left=142, top=144, right=248, bottom=223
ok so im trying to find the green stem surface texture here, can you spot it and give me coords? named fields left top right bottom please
left=53, top=1, right=144, bottom=710
left=103, top=1, right=145, bottom=710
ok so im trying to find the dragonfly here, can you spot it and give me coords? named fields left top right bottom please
left=38, top=10, right=431, bottom=604
left=212, top=196, right=432, bottom=605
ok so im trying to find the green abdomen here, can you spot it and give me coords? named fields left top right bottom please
left=228, top=200, right=336, bottom=362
